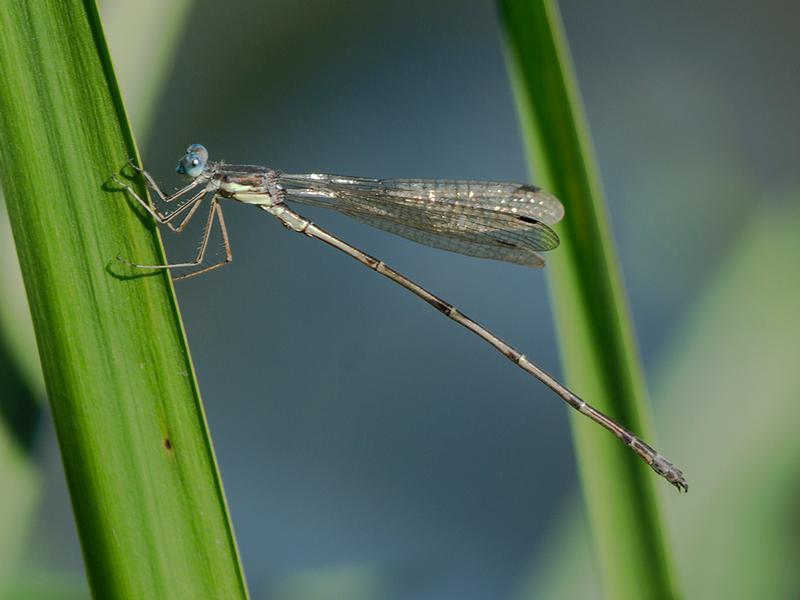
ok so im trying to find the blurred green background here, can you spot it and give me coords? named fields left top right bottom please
left=2, top=0, right=798, bottom=598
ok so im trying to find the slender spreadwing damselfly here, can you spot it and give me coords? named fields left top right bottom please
left=112, top=144, right=687, bottom=492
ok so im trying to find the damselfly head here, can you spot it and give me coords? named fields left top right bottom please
left=176, top=144, right=209, bottom=179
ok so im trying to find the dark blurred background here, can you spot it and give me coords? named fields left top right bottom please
left=6, top=0, right=799, bottom=598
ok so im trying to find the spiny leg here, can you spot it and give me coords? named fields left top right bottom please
left=173, top=203, right=232, bottom=281
left=127, top=160, right=200, bottom=202
left=167, top=191, right=208, bottom=233
left=119, top=198, right=232, bottom=279
left=112, top=175, right=206, bottom=232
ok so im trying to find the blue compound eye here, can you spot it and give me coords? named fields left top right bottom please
left=176, top=144, right=209, bottom=178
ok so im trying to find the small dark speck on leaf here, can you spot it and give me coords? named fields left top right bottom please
left=164, top=438, right=172, bottom=450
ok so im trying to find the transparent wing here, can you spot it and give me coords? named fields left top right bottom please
left=275, top=173, right=564, bottom=267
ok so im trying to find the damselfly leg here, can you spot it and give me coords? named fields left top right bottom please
left=112, top=168, right=233, bottom=279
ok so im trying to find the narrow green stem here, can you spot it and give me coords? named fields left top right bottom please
left=498, top=1, right=680, bottom=597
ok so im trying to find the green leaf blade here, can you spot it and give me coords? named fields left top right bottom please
left=498, top=1, right=681, bottom=598
left=0, top=2, right=248, bottom=597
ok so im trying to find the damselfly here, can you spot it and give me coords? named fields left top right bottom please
left=112, top=144, right=687, bottom=492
